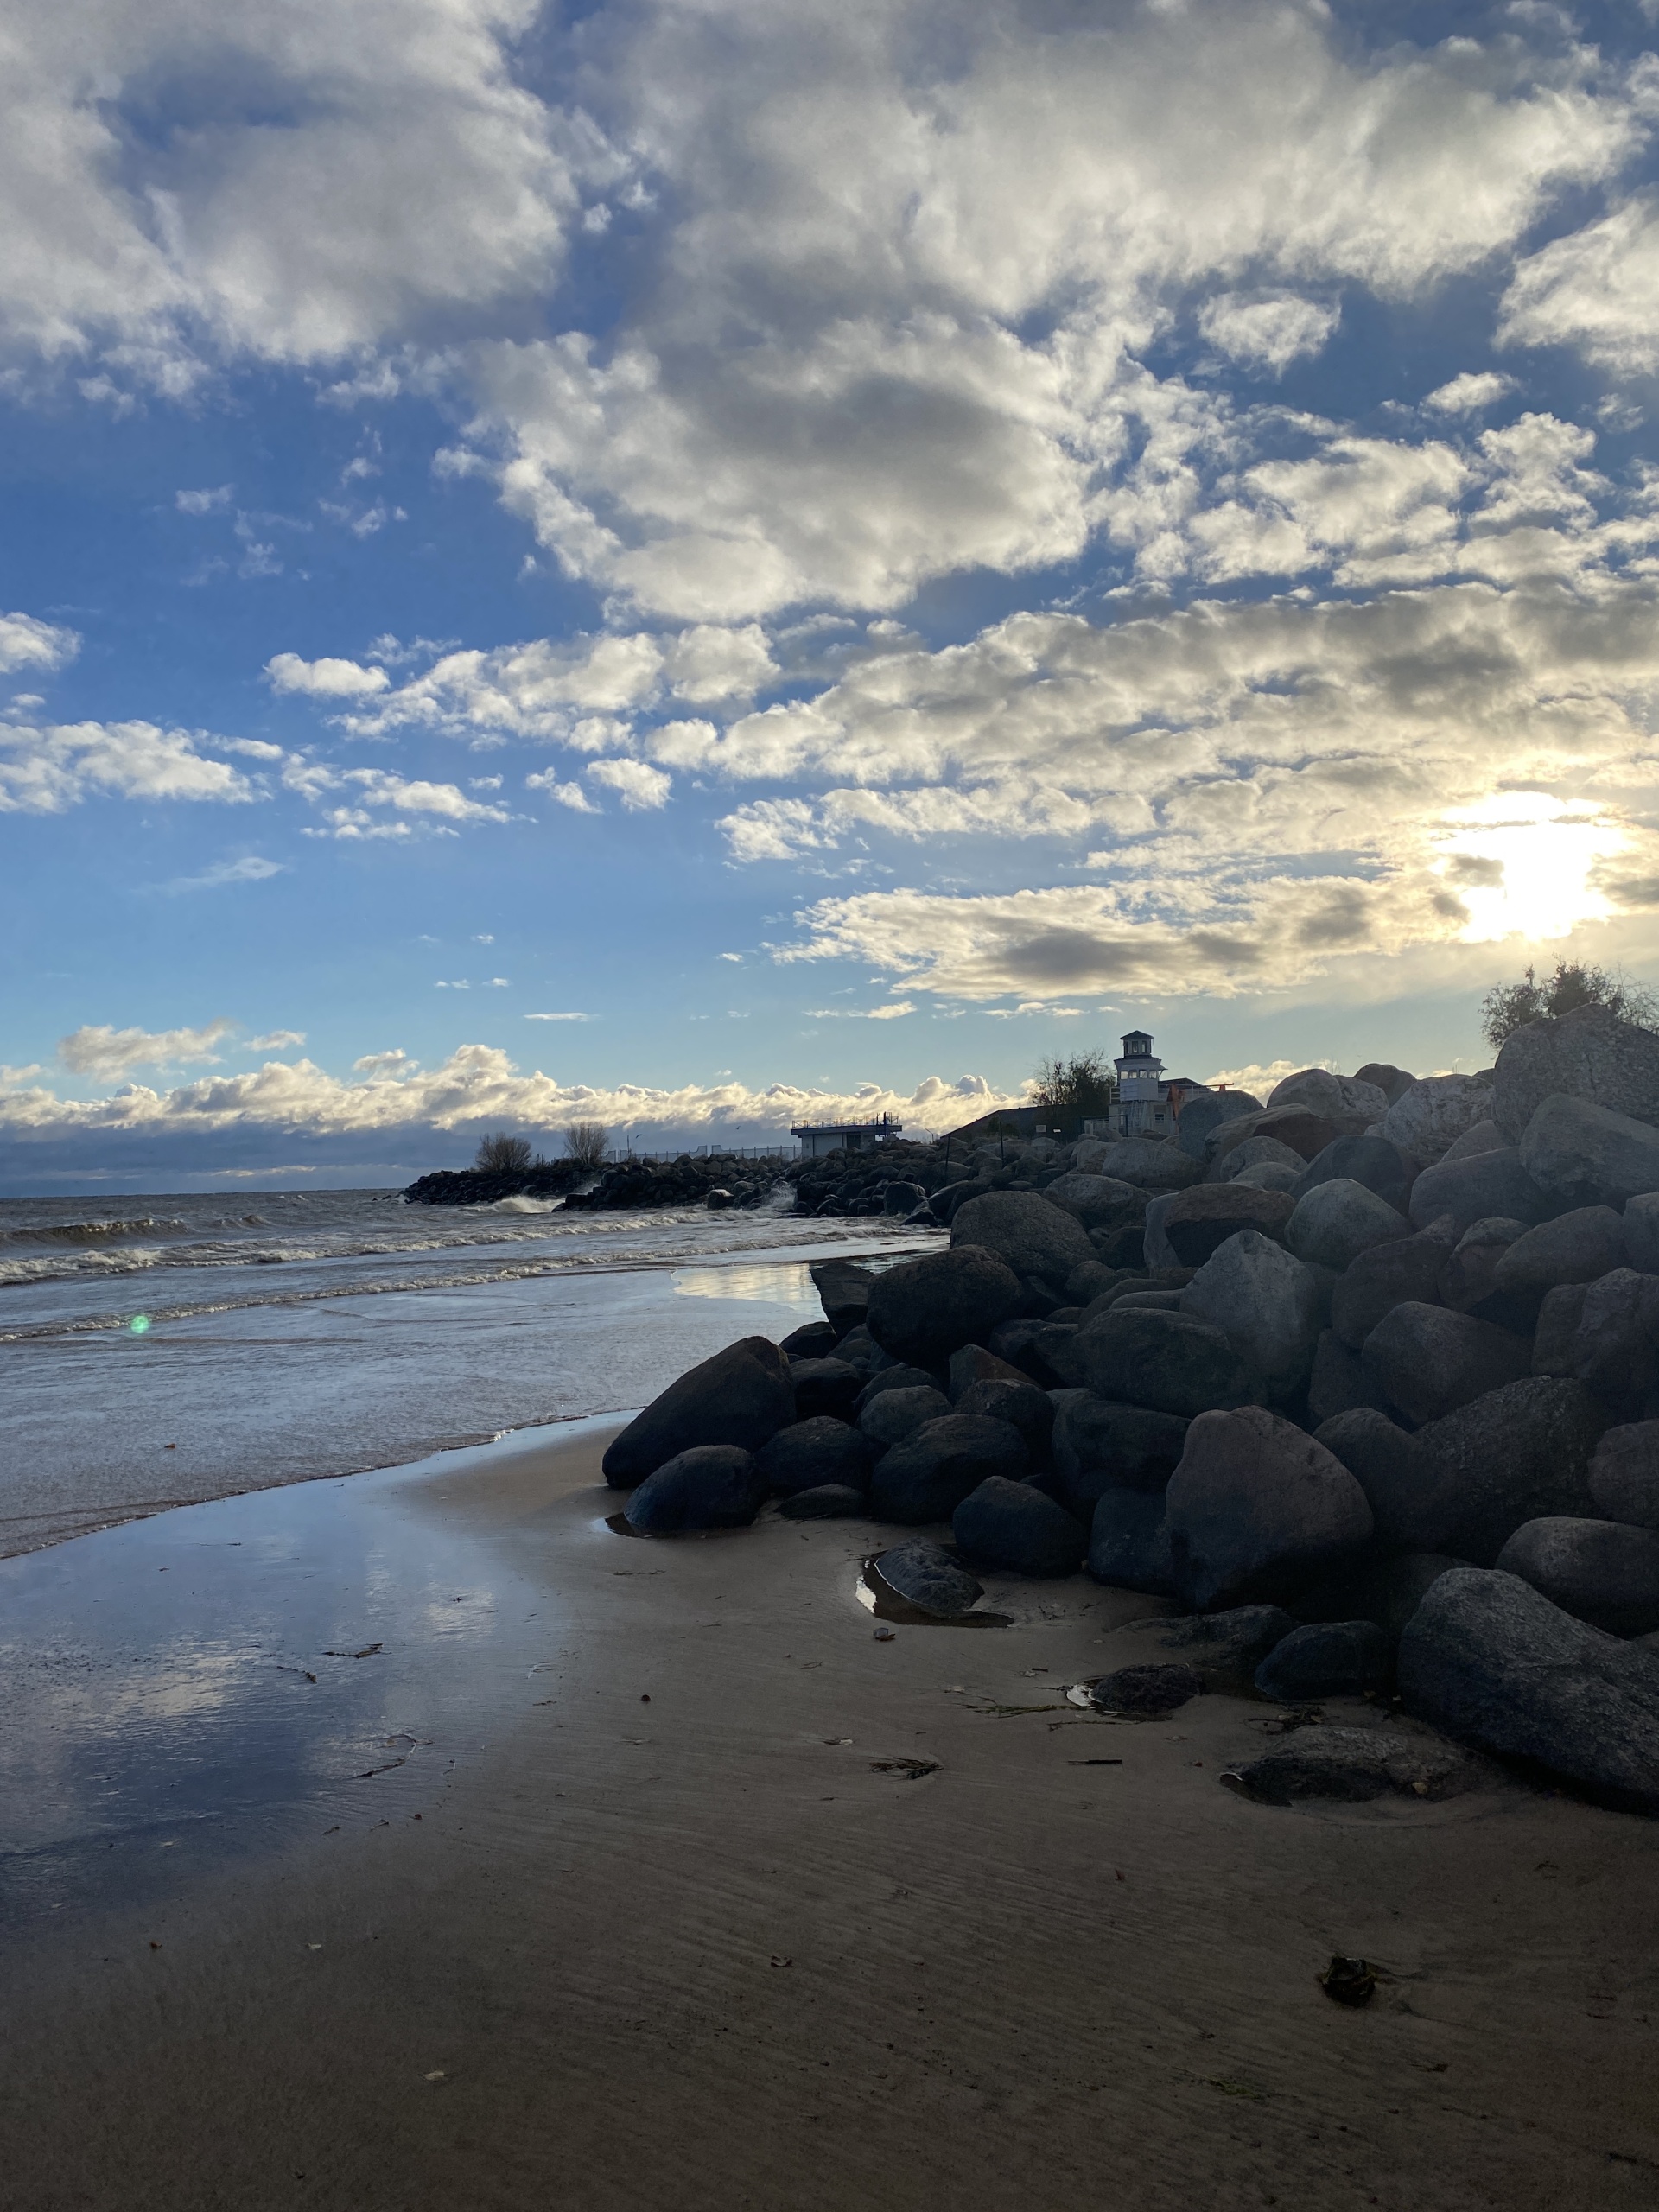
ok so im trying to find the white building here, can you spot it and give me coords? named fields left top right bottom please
left=1083, top=1032, right=1205, bottom=1139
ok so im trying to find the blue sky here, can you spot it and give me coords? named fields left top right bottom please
left=3, top=0, right=1658, bottom=1191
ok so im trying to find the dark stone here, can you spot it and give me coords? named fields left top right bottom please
left=1175, top=1090, right=1262, bottom=1160
left=1042, top=1173, right=1146, bottom=1234
left=948, top=1343, right=1035, bottom=1398
left=1294, top=1135, right=1416, bottom=1212
left=955, top=1377, right=1056, bottom=1461
left=623, top=1445, right=768, bottom=1533
left=1306, top=1331, right=1392, bottom=1427
left=953, top=1475, right=1085, bottom=1576
left=1086, top=1488, right=1174, bottom=1593
left=859, top=1384, right=953, bottom=1450
left=785, top=1357, right=862, bottom=1421
left=1090, top=1662, right=1204, bottom=1713
left=1051, top=1393, right=1189, bottom=1511
left=988, top=1316, right=1072, bottom=1385
left=865, top=1245, right=1023, bottom=1368
left=810, top=1259, right=876, bottom=1333
left=603, top=1336, right=795, bottom=1486
left=1223, top=1726, right=1483, bottom=1805
left=779, top=1484, right=867, bottom=1520
left=1409, top=1377, right=1611, bottom=1564
left=872, top=1540, right=983, bottom=1616
left=868, top=1414, right=1030, bottom=1524
left=753, top=1417, right=879, bottom=1497
left=1060, top=1307, right=1265, bottom=1417
left=1531, top=1283, right=1588, bottom=1377
left=780, top=1320, right=841, bottom=1360
left=1313, top=1408, right=1439, bottom=1553
left=1064, top=1259, right=1128, bottom=1306
left=1397, top=1567, right=1659, bottom=1813
left=1289, top=1553, right=1465, bottom=1638
left=1165, top=1405, right=1375, bottom=1611
left=1521, top=1093, right=1659, bottom=1211
left=1494, top=1206, right=1625, bottom=1299
left=1491, top=1003, right=1659, bottom=1143
left=1589, top=1421, right=1659, bottom=1529
left=1088, top=1138, right=1205, bottom=1191
left=1161, top=1184, right=1296, bottom=1266
left=1361, top=1302, right=1531, bottom=1426
left=1566, top=1268, right=1659, bottom=1416
left=1442, top=1118, right=1508, bottom=1164
left=1182, top=1230, right=1327, bottom=1402
left=950, top=1190, right=1096, bottom=1285
left=1286, top=1179, right=1411, bottom=1273
left=1408, top=1148, right=1549, bottom=1235
left=1205, top=1105, right=1341, bottom=1171
left=882, top=1180, right=925, bottom=1216
left=1094, top=1221, right=1154, bottom=1268
left=1353, top=1063, right=1416, bottom=1106
left=1495, top=1517, right=1659, bottom=1636
left=856, top=1364, right=944, bottom=1413
left=1625, top=1192, right=1659, bottom=1274
left=1125, top=1603, right=1295, bottom=1681
left=1437, top=1217, right=1531, bottom=1328
left=1254, top=1619, right=1390, bottom=1701
left=1330, top=1230, right=1450, bottom=1350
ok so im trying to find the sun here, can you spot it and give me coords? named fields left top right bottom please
left=1434, top=791, right=1627, bottom=945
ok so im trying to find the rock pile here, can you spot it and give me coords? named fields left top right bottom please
left=597, top=1010, right=1659, bottom=1814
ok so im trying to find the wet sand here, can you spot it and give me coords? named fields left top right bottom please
left=6, top=1424, right=1659, bottom=2211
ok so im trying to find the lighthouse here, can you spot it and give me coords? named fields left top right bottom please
left=1114, top=1030, right=1166, bottom=1135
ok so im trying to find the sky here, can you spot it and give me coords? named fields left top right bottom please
left=3, top=0, right=1658, bottom=1192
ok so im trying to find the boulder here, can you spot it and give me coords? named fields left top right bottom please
left=1220, top=1136, right=1308, bottom=1180
left=872, top=1540, right=983, bottom=1617
left=779, top=1319, right=841, bottom=1360
left=866, top=1244, right=1022, bottom=1368
left=1306, top=1331, right=1392, bottom=1426
left=1141, top=1192, right=1180, bottom=1270
left=1491, top=1003, right=1659, bottom=1143
left=988, top=1317, right=1073, bottom=1386
left=882, top=1180, right=925, bottom=1217
left=1287, top=1179, right=1410, bottom=1273
left=1373, top=1075, right=1497, bottom=1167
left=1165, top=1405, right=1375, bottom=1611
left=1230, top=1163, right=1303, bottom=1194
left=1520, top=1093, right=1659, bottom=1211
left=1162, top=1184, right=1295, bottom=1266
left=1041, top=1172, right=1146, bottom=1234
left=1330, top=1230, right=1451, bottom=1350
left=1408, top=1377, right=1610, bottom=1562
left=1181, top=1230, right=1325, bottom=1402
left=1441, top=1118, right=1509, bottom=1165
left=623, top=1445, right=768, bottom=1534
left=1062, top=1306, right=1265, bottom=1417
left=810, top=1259, right=876, bottom=1334
left=1268, top=1068, right=1391, bottom=1122
left=947, top=1343, right=1034, bottom=1398
left=1064, top=1259, right=1127, bottom=1306
left=868, top=1414, right=1029, bottom=1524
left=1589, top=1422, right=1659, bottom=1529
left=1361, top=1303, right=1531, bottom=1426
left=955, top=1376, right=1056, bottom=1461
left=1122, top=1603, right=1295, bottom=1681
left=1314, top=1408, right=1441, bottom=1553
left=1437, top=1217, right=1529, bottom=1320
left=830, top=1324, right=895, bottom=1376
left=1495, top=1516, right=1659, bottom=1637
left=953, top=1476, right=1086, bottom=1577
left=1087, top=1489, right=1176, bottom=1593
left=1353, top=1062, right=1416, bottom=1105
left=1175, top=1090, right=1262, bottom=1160
left=950, top=1192, right=1096, bottom=1287
left=1493, top=1206, right=1624, bottom=1299
left=1407, top=1147, right=1548, bottom=1236
left=1254, top=1620, right=1390, bottom=1702
left=1087, top=1138, right=1205, bottom=1192
left=1050, top=1395, right=1190, bottom=1513
left=753, top=1417, right=879, bottom=1497
left=1089, top=1662, right=1203, bottom=1714
left=1565, top=1268, right=1659, bottom=1416
left=1291, top=1135, right=1414, bottom=1215
left=857, top=1363, right=943, bottom=1412
left=1224, top=1726, right=1484, bottom=1805
left=1397, top=1567, right=1659, bottom=1813
left=779, top=1484, right=867, bottom=1520
left=859, top=1384, right=953, bottom=1450
left=785, top=1357, right=862, bottom=1421
left=1205, top=1106, right=1340, bottom=1171
left=603, top=1336, right=795, bottom=1486
left=1625, top=1192, right=1659, bottom=1274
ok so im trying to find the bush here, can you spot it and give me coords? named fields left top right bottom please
left=474, top=1132, right=534, bottom=1173
left=1480, top=959, right=1659, bottom=1052
left=1032, top=1051, right=1116, bottom=1121
left=565, top=1121, right=609, bottom=1171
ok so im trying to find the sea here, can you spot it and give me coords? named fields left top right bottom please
left=0, top=1187, right=938, bottom=1556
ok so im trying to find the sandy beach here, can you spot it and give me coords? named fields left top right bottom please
left=5, top=1420, right=1658, bottom=2212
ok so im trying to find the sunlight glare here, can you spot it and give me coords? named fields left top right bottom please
left=1435, top=792, right=1625, bottom=945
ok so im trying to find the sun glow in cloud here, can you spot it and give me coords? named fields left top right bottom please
left=1435, top=792, right=1627, bottom=945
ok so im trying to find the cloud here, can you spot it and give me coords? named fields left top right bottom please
left=161, top=855, right=285, bottom=893
left=1198, top=294, right=1338, bottom=374
left=587, top=758, right=671, bottom=810
left=1423, top=372, right=1517, bottom=415
left=0, top=610, right=79, bottom=676
left=59, top=1019, right=238, bottom=1080
left=524, top=1011, right=589, bottom=1021
left=247, top=1030, right=306, bottom=1052
left=175, top=486, right=232, bottom=515
left=1500, top=192, right=1659, bottom=373
left=804, top=1002, right=915, bottom=1020
left=524, top=770, right=599, bottom=811
left=0, top=720, right=254, bottom=812
left=287, top=760, right=512, bottom=836
left=264, top=652, right=391, bottom=699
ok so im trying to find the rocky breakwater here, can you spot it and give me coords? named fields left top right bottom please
left=593, top=1013, right=1659, bottom=1815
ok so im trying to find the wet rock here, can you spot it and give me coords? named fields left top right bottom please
left=1397, top=1566, right=1659, bottom=1813
left=1165, top=1405, right=1375, bottom=1611
left=1086, top=1487, right=1175, bottom=1593
left=872, top=1540, right=983, bottom=1616
left=1330, top=1230, right=1451, bottom=1350
left=1063, top=1306, right=1265, bottom=1418
left=856, top=1364, right=944, bottom=1413
left=810, top=1259, right=877, bottom=1334
left=786, top=1357, right=863, bottom=1422
left=1407, top=1147, right=1548, bottom=1236
left=866, top=1244, right=1023, bottom=1368
left=780, top=1320, right=841, bottom=1360
left=779, top=1484, right=867, bottom=1520
left=955, top=1376, right=1056, bottom=1462
left=1224, top=1726, right=1484, bottom=1805
left=1520, top=1093, right=1659, bottom=1211
left=1495, top=1516, right=1659, bottom=1636
left=1041, top=1172, right=1146, bottom=1235
left=859, top=1384, right=954, bottom=1450
left=1088, top=1138, right=1205, bottom=1191
left=1090, top=1662, right=1203, bottom=1714
left=1162, top=1184, right=1296, bottom=1266
left=1205, top=1105, right=1341, bottom=1172
left=1126, top=1603, right=1295, bottom=1681
left=1492, top=1205, right=1624, bottom=1300
left=1441, top=1118, right=1509, bottom=1165
left=1306, top=1331, right=1393, bottom=1427
left=1624, top=1192, right=1659, bottom=1274
left=1409, top=1377, right=1610, bottom=1563
left=623, top=1445, right=768, bottom=1533
left=1287, top=1178, right=1411, bottom=1273
left=1181, top=1230, right=1326, bottom=1402
left=1373, top=1074, right=1497, bottom=1167
left=1491, top=1003, right=1659, bottom=1143
left=950, top=1191, right=1096, bottom=1287
left=1437, top=1217, right=1529, bottom=1321
left=953, top=1475, right=1086, bottom=1576
left=1361, top=1302, right=1531, bottom=1426
left=1268, top=1069, right=1391, bottom=1122
left=868, top=1414, right=1030, bottom=1524
left=1565, top=1268, right=1659, bottom=1416
left=1051, top=1394, right=1190, bottom=1511
left=1254, top=1620, right=1390, bottom=1701
left=1175, top=1090, right=1263, bottom=1160
left=753, top=1417, right=879, bottom=1497
left=603, top=1336, right=796, bottom=1487
left=1589, top=1421, right=1659, bottom=1529
left=1291, top=1135, right=1415, bottom=1216
left=882, top=1180, right=925, bottom=1217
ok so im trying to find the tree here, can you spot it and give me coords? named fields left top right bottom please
left=1479, top=958, right=1659, bottom=1052
left=474, top=1132, right=534, bottom=1173
left=1031, top=1050, right=1116, bottom=1122
left=564, top=1121, right=609, bottom=1171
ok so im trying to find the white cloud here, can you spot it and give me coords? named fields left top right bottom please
left=247, top=1029, right=306, bottom=1052
left=264, top=652, right=391, bottom=699
left=588, top=758, right=671, bottom=810
left=1198, top=294, right=1338, bottom=374
left=1423, top=372, right=1517, bottom=415
left=524, top=769, right=599, bottom=811
left=287, top=760, right=512, bottom=836
left=59, top=1019, right=238, bottom=1080
left=804, top=1001, right=915, bottom=1020
left=175, top=486, right=232, bottom=515
left=162, top=855, right=285, bottom=892
left=1500, top=192, right=1659, bottom=373
left=0, top=610, right=79, bottom=675
left=524, top=1010, right=589, bottom=1021
left=0, top=720, right=253, bottom=812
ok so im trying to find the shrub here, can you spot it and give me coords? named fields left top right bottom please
left=564, top=1122, right=609, bottom=1171
left=1031, top=1051, right=1116, bottom=1121
left=1480, top=959, right=1659, bottom=1052
left=474, top=1132, right=534, bottom=1173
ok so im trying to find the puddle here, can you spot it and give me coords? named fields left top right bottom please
left=856, top=1558, right=1011, bottom=1629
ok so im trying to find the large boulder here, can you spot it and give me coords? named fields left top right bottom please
left=860, top=1384, right=953, bottom=1450
left=1519, top=1093, right=1659, bottom=1211
left=1306, top=1330, right=1392, bottom=1426
left=1164, top=1405, right=1375, bottom=1610
left=872, top=1540, right=983, bottom=1616
left=1141, top=1191, right=1180, bottom=1270
left=953, top=1476, right=1086, bottom=1577
left=1086, top=1488, right=1175, bottom=1593
left=785, top=1357, right=862, bottom=1421
left=1290, top=1551, right=1466, bottom=1639
left=1061, top=1306, right=1265, bottom=1417
left=1436, top=1217, right=1527, bottom=1319
left=1313, top=1408, right=1440, bottom=1553
left=1589, top=1421, right=1659, bottom=1529
left=1407, top=1147, right=1548, bottom=1235
left=1087, top=1138, right=1205, bottom=1192
left=1495, top=1517, right=1659, bottom=1636
left=1287, top=1179, right=1410, bottom=1273
left=1268, top=1068, right=1390, bottom=1122
left=1329, top=1229, right=1451, bottom=1349
left=623, top=1445, right=768, bottom=1533
left=753, top=1417, right=878, bottom=1497
left=1175, top=1090, right=1262, bottom=1160
left=1353, top=1062, right=1416, bottom=1105
left=1161, top=1184, right=1295, bottom=1265
left=1050, top=1394, right=1189, bottom=1514
left=1625, top=1192, right=1659, bottom=1274
left=1254, top=1620, right=1390, bottom=1702
left=1491, top=1003, right=1659, bottom=1143
left=857, top=1364, right=943, bottom=1411
left=1564, top=1268, right=1659, bottom=1416
left=868, top=1414, right=1029, bottom=1523
left=1041, top=1172, right=1146, bottom=1234
left=1408, top=1376, right=1609, bottom=1562
left=1291, top=1134, right=1414, bottom=1215
left=603, top=1336, right=795, bottom=1486
left=950, top=1192, right=1096, bottom=1287
left=1204, top=1105, right=1340, bottom=1171
left=1397, top=1567, right=1659, bottom=1812
left=1492, top=1205, right=1624, bottom=1299
left=1220, top=1136, right=1308, bottom=1181
left=955, top=1376, right=1056, bottom=1462
left=866, top=1244, right=1022, bottom=1367
left=810, top=1259, right=876, bottom=1334
left=1442, top=1118, right=1509, bottom=1164
left=1180, top=1230, right=1325, bottom=1402
left=1362, top=1303, right=1531, bottom=1426
left=1373, top=1075, right=1497, bottom=1167
left=779, top=1484, right=866, bottom=1520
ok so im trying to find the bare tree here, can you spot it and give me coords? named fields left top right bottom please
left=474, top=1132, right=534, bottom=1173
left=564, top=1122, right=609, bottom=1171
left=1480, top=959, right=1659, bottom=1052
left=1031, top=1051, right=1116, bottom=1120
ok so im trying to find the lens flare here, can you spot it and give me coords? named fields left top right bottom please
left=128, top=1314, right=151, bottom=1335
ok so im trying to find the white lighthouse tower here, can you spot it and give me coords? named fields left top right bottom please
left=1113, top=1029, right=1166, bottom=1136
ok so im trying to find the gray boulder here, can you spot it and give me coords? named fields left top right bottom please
left=1204, top=1105, right=1340, bottom=1172
left=1491, top=1003, right=1659, bottom=1142
left=1492, top=1206, right=1624, bottom=1299
left=1329, top=1229, right=1450, bottom=1350
left=1122, top=1603, right=1295, bottom=1681
left=1373, top=1074, right=1497, bottom=1167
left=953, top=1476, right=1086, bottom=1577
left=1268, top=1068, right=1390, bottom=1122
left=1086, top=1488, right=1175, bottom=1592
left=753, top=1417, right=878, bottom=1497
left=1230, top=1163, right=1304, bottom=1194
left=779, top=1484, right=867, bottom=1520
left=955, top=1376, right=1056, bottom=1461
left=603, top=1336, right=795, bottom=1486
left=1408, top=1147, right=1548, bottom=1235
left=1162, top=1183, right=1295, bottom=1265
left=859, top=1383, right=953, bottom=1449
left=882, top=1180, right=925, bottom=1217
left=1362, top=1302, right=1531, bottom=1426
left=1291, top=1134, right=1414, bottom=1215
left=1409, top=1376, right=1609, bottom=1562
left=780, top=1319, right=840, bottom=1360
left=1050, top=1394, right=1189, bottom=1513
left=1520, top=1093, right=1659, bottom=1211
left=1437, top=1217, right=1528, bottom=1319
left=1531, top=1283, right=1588, bottom=1377
left=866, top=1244, right=1022, bottom=1367
left=1223, top=1726, right=1484, bottom=1805
left=1565, top=1268, right=1659, bottom=1415
left=868, top=1414, right=1029, bottom=1524
left=1063, top=1306, right=1265, bottom=1417
left=857, top=1363, right=943, bottom=1412
left=1287, top=1178, right=1410, bottom=1272
left=1254, top=1619, right=1390, bottom=1701
left=946, top=1344, right=1032, bottom=1397
left=1088, top=1138, right=1205, bottom=1192
left=1495, top=1516, right=1659, bottom=1636
left=1041, top=1172, right=1145, bottom=1234
left=1589, top=1421, right=1659, bottom=1529
left=1221, top=1135, right=1308, bottom=1180
left=1441, top=1118, right=1509, bottom=1165
left=1625, top=1192, right=1659, bottom=1274
left=830, top=1324, right=895, bottom=1376
left=1353, top=1062, right=1416, bottom=1105
left=1306, top=1331, right=1392, bottom=1426
left=1397, top=1567, right=1659, bottom=1812
left=1313, top=1408, right=1440, bottom=1553
left=1142, top=1191, right=1180, bottom=1269
left=786, top=1357, right=862, bottom=1421
left=1089, top=1662, right=1203, bottom=1714
left=1175, top=1090, right=1262, bottom=1160
left=950, top=1191, right=1096, bottom=1286
left=873, top=1540, right=983, bottom=1616
left=1165, top=1405, right=1375, bottom=1611
left=624, top=1445, right=768, bottom=1534
left=810, top=1259, right=876, bottom=1334
left=1181, top=1230, right=1325, bottom=1402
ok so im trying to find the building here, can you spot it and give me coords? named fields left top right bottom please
left=1082, top=1033, right=1208, bottom=1140
left=790, top=1112, right=905, bottom=1161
